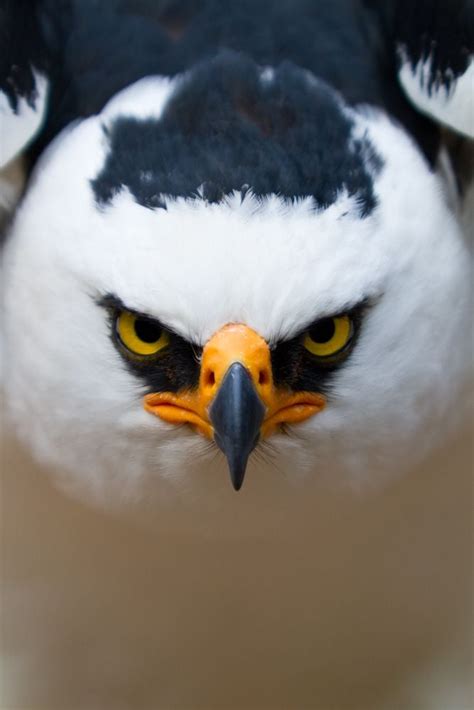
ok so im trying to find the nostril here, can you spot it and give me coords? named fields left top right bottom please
left=259, top=369, right=269, bottom=386
left=204, top=369, right=216, bottom=388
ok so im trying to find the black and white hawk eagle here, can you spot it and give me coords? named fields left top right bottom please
left=0, top=0, right=472, bottom=502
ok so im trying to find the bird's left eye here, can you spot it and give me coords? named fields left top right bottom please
left=116, top=311, right=169, bottom=356
left=303, top=315, right=353, bottom=359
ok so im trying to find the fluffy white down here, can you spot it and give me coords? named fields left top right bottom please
left=1, top=76, right=472, bottom=513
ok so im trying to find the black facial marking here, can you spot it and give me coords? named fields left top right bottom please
left=272, top=303, right=368, bottom=397
left=92, top=52, right=383, bottom=217
left=99, top=295, right=200, bottom=394
left=99, top=296, right=368, bottom=400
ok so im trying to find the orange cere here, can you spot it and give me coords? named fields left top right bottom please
left=144, top=324, right=325, bottom=438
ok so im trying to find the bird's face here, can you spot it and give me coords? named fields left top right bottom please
left=1, top=78, right=470, bottom=509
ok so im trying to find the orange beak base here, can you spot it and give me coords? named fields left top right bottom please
left=144, top=324, right=325, bottom=489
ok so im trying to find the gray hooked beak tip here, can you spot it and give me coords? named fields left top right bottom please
left=209, top=362, right=266, bottom=491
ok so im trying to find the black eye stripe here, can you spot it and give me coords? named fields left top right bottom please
left=97, top=294, right=372, bottom=398
left=271, top=301, right=370, bottom=396
left=97, top=295, right=200, bottom=393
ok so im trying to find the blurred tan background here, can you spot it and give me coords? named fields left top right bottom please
left=1, top=423, right=472, bottom=709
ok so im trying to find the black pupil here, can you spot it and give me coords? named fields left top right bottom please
left=134, top=318, right=162, bottom=343
left=309, top=318, right=336, bottom=343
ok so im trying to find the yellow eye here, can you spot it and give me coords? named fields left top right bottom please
left=303, top=315, right=353, bottom=358
left=116, top=311, right=169, bottom=356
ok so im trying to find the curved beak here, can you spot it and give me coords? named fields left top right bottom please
left=209, top=362, right=265, bottom=490
left=144, top=324, right=325, bottom=490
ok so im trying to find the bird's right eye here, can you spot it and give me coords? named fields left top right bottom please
left=303, top=315, right=353, bottom=359
left=116, top=311, right=170, bottom=356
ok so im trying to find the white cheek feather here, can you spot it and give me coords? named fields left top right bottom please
left=299, top=109, right=473, bottom=484
left=1, top=78, right=472, bottom=508
left=398, top=52, right=474, bottom=139
left=0, top=72, right=49, bottom=169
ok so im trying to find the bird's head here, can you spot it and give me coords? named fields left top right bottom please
left=1, top=60, right=470, bottom=510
